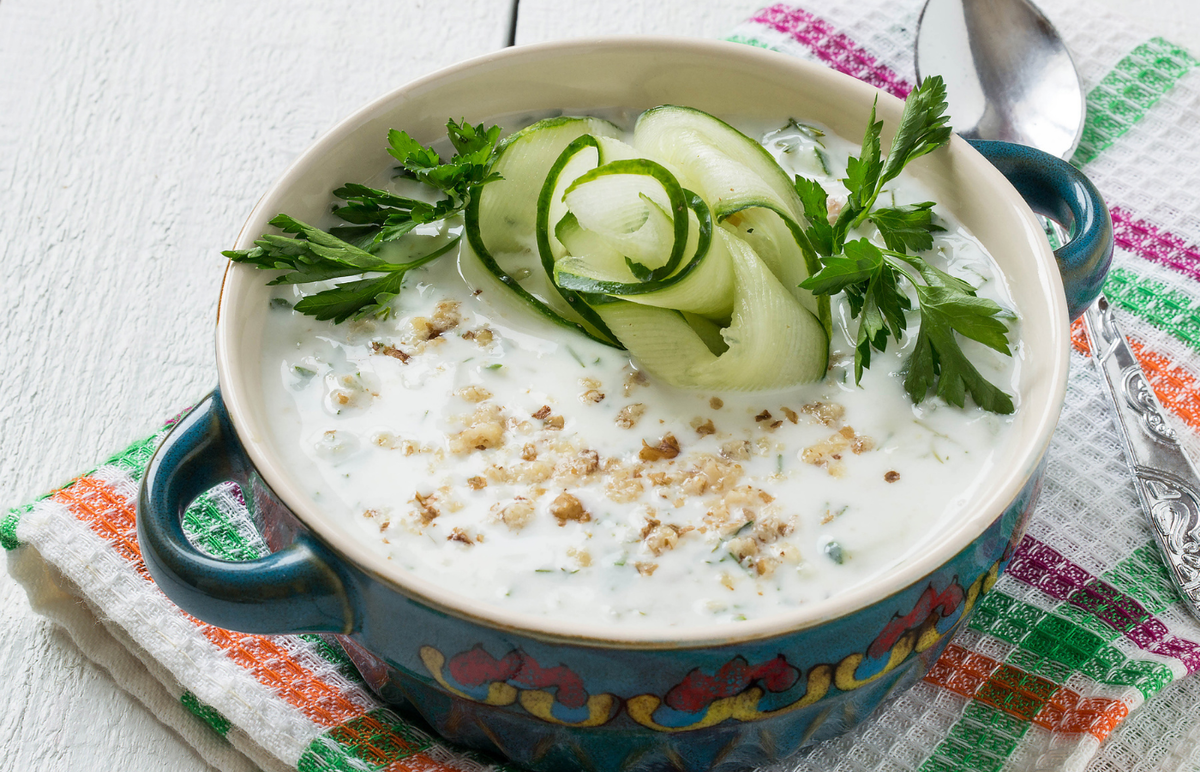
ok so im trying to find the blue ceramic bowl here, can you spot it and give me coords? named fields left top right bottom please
left=138, top=39, right=1112, bottom=772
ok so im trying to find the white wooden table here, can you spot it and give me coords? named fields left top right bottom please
left=2, top=0, right=1198, bottom=769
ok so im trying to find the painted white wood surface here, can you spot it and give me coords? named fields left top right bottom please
left=0, top=1, right=512, bottom=770
left=2, top=0, right=1200, bottom=770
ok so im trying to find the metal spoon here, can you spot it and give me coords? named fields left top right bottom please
left=916, top=0, right=1200, bottom=621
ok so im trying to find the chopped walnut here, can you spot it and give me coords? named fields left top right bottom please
left=544, top=415, right=565, bottom=430
left=768, top=420, right=783, bottom=430
left=802, top=426, right=873, bottom=476
left=413, top=492, right=439, bottom=525
left=802, top=401, right=845, bottom=426
left=449, top=403, right=507, bottom=453
left=755, top=410, right=772, bottom=422
left=851, top=435, right=876, bottom=454
left=885, top=470, right=901, bottom=483
left=486, top=461, right=552, bottom=485
left=781, top=407, right=799, bottom=424
left=644, top=523, right=691, bottom=556
left=580, top=377, right=602, bottom=390
left=447, top=528, right=474, bottom=545
left=727, top=536, right=758, bottom=561
left=370, top=341, right=410, bottom=363
left=466, top=476, right=487, bottom=490
left=521, top=443, right=538, bottom=461
left=455, top=385, right=492, bottom=403
left=412, top=301, right=461, bottom=341
left=720, top=440, right=751, bottom=461
left=550, top=493, right=590, bottom=526
left=691, top=417, right=716, bottom=436
left=753, top=512, right=795, bottom=543
left=580, top=389, right=605, bottom=404
left=567, top=547, right=593, bottom=568
left=709, top=396, right=724, bottom=410
left=605, top=464, right=644, bottom=504
left=755, top=557, right=780, bottom=577
left=639, top=433, right=680, bottom=461
left=615, top=403, right=647, bottom=429
left=696, top=456, right=743, bottom=494
left=556, top=449, right=600, bottom=480
left=493, top=498, right=535, bottom=531
left=532, top=405, right=551, bottom=420
left=635, top=562, right=659, bottom=577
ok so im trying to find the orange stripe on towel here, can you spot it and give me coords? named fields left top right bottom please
left=925, top=644, right=1128, bottom=741
left=53, top=477, right=368, bottom=728
left=1070, top=318, right=1200, bottom=431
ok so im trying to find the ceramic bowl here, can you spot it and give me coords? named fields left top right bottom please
left=137, top=38, right=1112, bottom=772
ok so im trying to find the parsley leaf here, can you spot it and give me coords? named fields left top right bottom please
left=869, top=202, right=943, bottom=254
left=792, top=75, right=1010, bottom=413
left=226, top=119, right=502, bottom=323
left=801, top=239, right=1013, bottom=413
left=224, top=214, right=460, bottom=323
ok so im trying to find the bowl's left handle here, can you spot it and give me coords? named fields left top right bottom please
left=137, top=389, right=357, bottom=635
left=967, top=139, right=1113, bottom=321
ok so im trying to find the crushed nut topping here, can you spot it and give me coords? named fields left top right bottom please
left=709, top=396, right=724, bottom=410
left=802, top=426, right=875, bottom=476
left=370, top=341, right=410, bottom=363
left=455, top=385, right=492, bottom=403
left=580, top=389, right=605, bottom=404
left=720, top=440, right=751, bottom=461
left=466, top=476, right=487, bottom=490
left=781, top=407, right=799, bottom=424
left=447, top=528, right=474, bottom=545
left=521, top=443, right=538, bottom=461
left=615, top=403, right=647, bottom=429
left=639, top=433, right=681, bottom=461
left=449, top=403, right=507, bottom=453
left=413, top=492, right=440, bottom=525
left=550, top=493, right=590, bottom=526
left=635, top=562, right=659, bottom=577
left=532, top=405, right=552, bottom=420
left=691, top=417, right=716, bottom=436
left=544, top=415, right=565, bottom=430
left=802, top=401, right=845, bottom=426
left=492, top=498, right=535, bottom=531
left=412, top=301, right=461, bottom=341
left=755, top=410, right=772, bottom=422
left=884, top=470, right=901, bottom=483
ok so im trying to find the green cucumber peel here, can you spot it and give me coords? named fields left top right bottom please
left=553, top=191, right=713, bottom=297
left=534, top=134, right=622, bottom=346
left=716, top=201, right=832, bottom=336
left=563, top=159, right=689, bottom=282
left=463, top=186, right=623, bottom=349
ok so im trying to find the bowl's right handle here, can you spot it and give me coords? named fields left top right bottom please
left=967, top=139, right=1113, bottom=322
left=137, top=389, right=357, bottom=635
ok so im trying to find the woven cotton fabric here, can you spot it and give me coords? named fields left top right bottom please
left=7, top=2, right=1200, bottom=770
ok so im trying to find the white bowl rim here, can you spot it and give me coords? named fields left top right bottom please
left=216, top=35, right=1069, bottom=648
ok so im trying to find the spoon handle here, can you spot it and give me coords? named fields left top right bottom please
left=1083, top=295, right=1200, bottom=621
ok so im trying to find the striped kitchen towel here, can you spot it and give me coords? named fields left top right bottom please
left=7, top=1, right=1200, bottom=770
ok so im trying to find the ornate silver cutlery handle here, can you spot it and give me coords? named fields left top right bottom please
left=1083, top=296, right=1200, bottom=621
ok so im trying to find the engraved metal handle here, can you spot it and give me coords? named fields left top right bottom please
left=1084, top=297, right=1200, bottom=622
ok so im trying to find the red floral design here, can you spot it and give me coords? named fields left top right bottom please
left=664, top=656, right=799, bottom=713
left=447, top=647, right=588, bottom=709
left=867, top=581, right=964, bottom=660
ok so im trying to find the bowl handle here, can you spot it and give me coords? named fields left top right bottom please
left=137, top=389, right=357, bottom=634
left=967, top=139, right=1113, bottom=321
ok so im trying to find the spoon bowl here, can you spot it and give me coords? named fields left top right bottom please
left=916, top=0, right=1086, bottom=159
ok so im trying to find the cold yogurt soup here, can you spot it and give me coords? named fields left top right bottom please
left=251, top=102, right=1021, bottom=628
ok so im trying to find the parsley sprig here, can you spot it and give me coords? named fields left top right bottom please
left=224, top=119, right=502, bottom=322
left=797, top=76, right=1015, bottom=413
